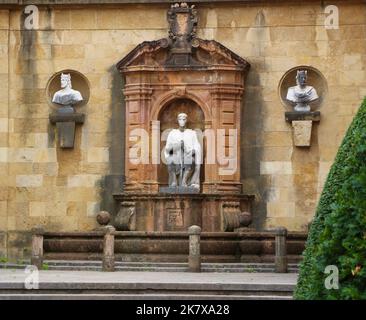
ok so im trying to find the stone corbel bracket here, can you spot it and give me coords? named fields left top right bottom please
left=285, top=111, right=320, bottom=147
left=49, top=113, right=85, bottom=148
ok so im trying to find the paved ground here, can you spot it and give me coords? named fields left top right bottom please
left=0, top=269, right=298, bottom=284
left=0, top=269, right=298, bottom=300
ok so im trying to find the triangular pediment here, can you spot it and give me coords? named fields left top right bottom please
left=116, top=38, right=250, bottom=72
left=117, top=3, right=249, bottom=72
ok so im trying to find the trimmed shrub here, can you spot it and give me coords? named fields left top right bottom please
left=295, top=99, right=366, bottom=299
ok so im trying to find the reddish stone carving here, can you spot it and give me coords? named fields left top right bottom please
left=114, top=3, right=253, bottom=232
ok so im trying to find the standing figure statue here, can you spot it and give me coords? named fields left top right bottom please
left=286, top=70, right=319, bottom=112
left=164, top=113, right=202, bottom=191
left=52, top=73, right=83, bottom=113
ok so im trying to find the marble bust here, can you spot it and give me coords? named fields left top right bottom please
left=52, top=73, right=83, bottom=113
left=286, top=70, right=319, bottom=112
left=164, top=113, right=201, bottom=190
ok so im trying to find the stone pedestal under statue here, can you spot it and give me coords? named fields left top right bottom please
left=114, top=193, right=253, bottom=232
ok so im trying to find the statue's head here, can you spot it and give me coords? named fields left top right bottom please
left=60, top=73, right=72, bottom=89
left=177, top=113, right=188, bottom=128
left=296, top=70, right=307, bottom=87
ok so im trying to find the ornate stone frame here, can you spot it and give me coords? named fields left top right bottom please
left=113, top=3, right=253, bottom=232
left=117, top=61, right=248, bottom=193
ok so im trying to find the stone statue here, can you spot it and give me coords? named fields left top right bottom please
left=164, top=113, right=201, bottom=190
left=52, top=73, right=83, bottom=113
left=286, top=70, right=319, bottom=112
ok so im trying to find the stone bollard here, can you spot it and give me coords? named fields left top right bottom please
left=275, top=227, right=288, bottom=273
left=102, top=226, right=115, bottom=272
left=188, top=225, right=201, bottom=273
left=31, top=226, right=44, bottom=270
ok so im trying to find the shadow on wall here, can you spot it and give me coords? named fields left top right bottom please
left=241, top=70, right=266, bottom=230
left=100, top=66, right=125, bottom=217
left=241, top=10, right=268, bottom=230
left=19, top=13, right=39, bottom=145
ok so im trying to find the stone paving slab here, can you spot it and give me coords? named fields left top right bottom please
left=0, top=269, right=297, bottom=300
left=0, top=294, right=293, bottom=300
left=0, top=269, right=298, bottom=285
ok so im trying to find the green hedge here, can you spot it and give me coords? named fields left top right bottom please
left=295, top=98, right=366, bottom=299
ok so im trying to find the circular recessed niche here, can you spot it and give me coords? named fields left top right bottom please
left=46, top=69, right=90, bottom=110
left=278, top=66, right=328, bottom=111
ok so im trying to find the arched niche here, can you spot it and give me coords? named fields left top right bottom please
left=150, top=89, right=212, bottom=124
left=158, top=98, right=205, bottom=186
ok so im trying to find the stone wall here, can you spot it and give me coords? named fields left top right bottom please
left=0, top=9, right=9, bottom=258
left=0, top=1, right=365, bottom=258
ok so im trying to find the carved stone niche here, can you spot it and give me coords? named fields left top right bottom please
left=113, top=3, right=254, bottom=232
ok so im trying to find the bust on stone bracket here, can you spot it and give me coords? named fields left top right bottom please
left=49, top=72, right=86, bottom=148
left=283, top=69, right=322, bottom=147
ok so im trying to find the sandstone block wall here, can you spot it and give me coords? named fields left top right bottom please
left=0, top=2, right=365, bottom=258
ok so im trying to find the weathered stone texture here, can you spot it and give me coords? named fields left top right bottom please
left=292, top=121, right=313, bottom=147
left=0, top=2, right=365, bottom=257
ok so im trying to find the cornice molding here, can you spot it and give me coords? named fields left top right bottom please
left=0, top=0, right=361, bottom=6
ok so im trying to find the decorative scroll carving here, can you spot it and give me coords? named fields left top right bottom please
left=115, top=202, right=136, bottom=231
left=221, top=202, right=252, bottom=232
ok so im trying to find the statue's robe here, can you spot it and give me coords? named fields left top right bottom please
left=164, top=128, right=202, bottom=172
left=52, top=88, right=83, bottom=105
